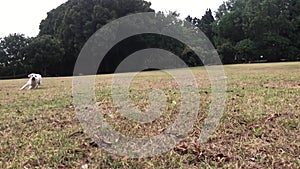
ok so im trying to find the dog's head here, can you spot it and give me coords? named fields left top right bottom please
left=28, top=73, right=42, bottom=79
left=28, top=76, right=36, bottom=84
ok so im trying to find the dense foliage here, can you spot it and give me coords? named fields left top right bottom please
left=212, top=0, right=300, bottom=63
left=0, top=0, right=299, bottom=77
left=0, top=34, right=32, bottom=77
left=39, top=0, right=154, bottom=75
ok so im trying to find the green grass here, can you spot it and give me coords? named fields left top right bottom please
left=0, top=62, right=299, bottom=168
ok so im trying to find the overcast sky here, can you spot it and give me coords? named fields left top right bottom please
left=0, top=0, right=223, bottom=37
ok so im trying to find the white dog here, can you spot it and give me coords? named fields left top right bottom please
left=20, top=73, right=42, bottom=90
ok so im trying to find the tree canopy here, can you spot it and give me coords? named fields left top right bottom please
left=0, top=34, right=32, bottom=77
left=39, top=0, right=154, bottom=75
left=212, top=0, right=300, bottom=63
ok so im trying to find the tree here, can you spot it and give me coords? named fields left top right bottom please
left=99, top=11, right=204, bottom=73
left=235, top=39, right=256, bottom=62
left=186, top=9, right=215, bottom=43
left=216, top=40, right=236, bottom=64
left=23, top=35, right=65, bottom=76
left=39, top=0, right=154, bottom=75
left=213, top=0, right=300, bottom=63
left=0, top=34, right=31, bottom=77
left=198, top=9, right=215, bottom=42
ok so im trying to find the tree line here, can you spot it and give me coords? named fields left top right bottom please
left=0, top=0, right=299, bottom=78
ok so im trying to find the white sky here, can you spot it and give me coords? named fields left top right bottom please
left=0, top=0, right=223, bottom=38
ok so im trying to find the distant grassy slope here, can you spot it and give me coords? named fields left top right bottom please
left=0, top=62, right=299, bottom=168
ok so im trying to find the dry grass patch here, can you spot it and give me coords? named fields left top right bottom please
left=0, top=62, right=299, bottom=168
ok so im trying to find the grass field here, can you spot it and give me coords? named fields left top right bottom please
left=0, top=62, right=299, bottom=168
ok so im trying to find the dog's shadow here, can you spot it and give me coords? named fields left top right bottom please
left=19, top=86, right=46, bottom=91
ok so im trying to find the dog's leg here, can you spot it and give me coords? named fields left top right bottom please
left=20, top=83, right=29, bottom=90
left=29, top=83, right=36, bottom=90
left=34, top=83, right=39, bottom=89
left=36, top=80, right=41, bottom=88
